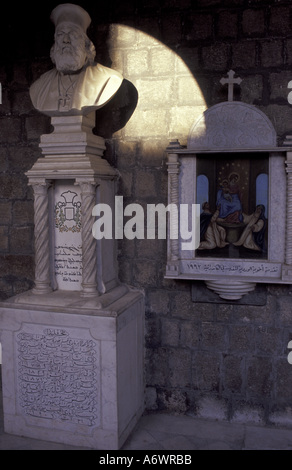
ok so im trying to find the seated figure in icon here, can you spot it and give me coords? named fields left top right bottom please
left=198, top=202, right=229, bottom=250
left=233, top=204, right=267, bottom=252
left=216, top=173, right=243, bottom=224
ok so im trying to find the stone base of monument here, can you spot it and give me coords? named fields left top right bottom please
left=0, top=286, right=144, bottom=450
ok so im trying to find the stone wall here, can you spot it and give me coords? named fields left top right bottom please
left=1, top=0, right=292, bottom=426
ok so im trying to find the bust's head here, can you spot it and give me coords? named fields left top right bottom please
left=49, top=3, right=96, bottom=74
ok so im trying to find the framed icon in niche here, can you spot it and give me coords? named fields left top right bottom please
left=196, top=152, right=269, bottom=260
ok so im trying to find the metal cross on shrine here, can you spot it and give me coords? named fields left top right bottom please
left=220, top=70, right=242, bottom=101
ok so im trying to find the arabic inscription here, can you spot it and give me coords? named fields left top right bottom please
left=17, top=327, right=99, bottom=426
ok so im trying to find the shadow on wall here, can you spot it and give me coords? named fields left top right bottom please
left=93, top=23, right=207, bottom=149
left=94, top=78, right=138, bottom=139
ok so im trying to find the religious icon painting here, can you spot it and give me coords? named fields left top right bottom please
left=196, top=152, right=269, bottom=259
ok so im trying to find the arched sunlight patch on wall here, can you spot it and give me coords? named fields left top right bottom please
left=107, top=24, right=207, bottom=147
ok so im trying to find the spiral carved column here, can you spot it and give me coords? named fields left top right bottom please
left=167, top=152, right=180, bottom=261
left=31, top=181, right=52, bottom=294
left=79, top=181, right=99, bottom=297
left=285, top=157, right=292, bottom=265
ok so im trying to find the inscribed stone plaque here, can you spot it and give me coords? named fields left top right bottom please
left=16, top=324, right=100, bottom=427
left=54, top=180, right=82, bottom=290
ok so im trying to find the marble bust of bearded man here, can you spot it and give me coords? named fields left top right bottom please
left=30, top=3, right=123, bottom=116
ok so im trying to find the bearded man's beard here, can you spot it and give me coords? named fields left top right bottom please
left=52, top=44, right=88, bottom=74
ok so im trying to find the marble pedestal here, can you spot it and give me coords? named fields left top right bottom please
left=0, top=287, right=144, bottom=450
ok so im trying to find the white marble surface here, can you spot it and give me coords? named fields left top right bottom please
left=54, top=180, right=82, bottom=290
left=29, top=4, right=123, bottom=116
left=0, top=289, right=144, bottom=450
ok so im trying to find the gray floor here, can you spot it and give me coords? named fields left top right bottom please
left=1, top=406, right=292, bottom=450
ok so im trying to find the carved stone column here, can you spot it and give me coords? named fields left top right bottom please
left=285, top=152, right=292, bottom=265
left=78, top=180, right=99, bottom=297
left=166, top=143, right=181, bottom=262
left=31, top=181, right=52, bottom=294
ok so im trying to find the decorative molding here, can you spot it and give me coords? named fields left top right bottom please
left=205, top=280, right=257, bottom=301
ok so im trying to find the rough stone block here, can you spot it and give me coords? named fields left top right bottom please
left=270, top=72, right=292, bottom=101
left=201, top=322, right=227, bottom=351
left=255, top=326, right=282, bottom=355
left=109, top=23, right=137, bottom=49
left=0, top=117, right=21, bottom=143
left=177, top=76, right=206, bottom=106
left=192, top=352, right=220, bottom=391
left=261, top=40, right=283, bottom=68
left=145, top=386, right=158, bottom=411
left=124, top=108, right=169, bottom=138
left=247, top=357, right=273, bottom=397
left=150, top=47, right=176, bottom=76
left=217, top=11, right=238, bottom=38
left=161, top=13, right=182, bottom=45
left=262, top=104, right=292, bottom=137
left=0, top=202, right=12, bottom=225
left=185, top=13, right=213, bottom=41
left=157, top=389, right=188, bottom=413
left=242, top=9, right=265, bottom=36
left=0, top=255, right=34, bottom=279
left=161, top=318, right=180, bottom=347
left=0, top=147, right=8, bottom=172
left=232, top=41, right=257, bottom=70
left=13, top=200, right=34, bottom=225
left=180, top=321, right=200, bottom=349
left=145, top=314, right=161, bottom=349
left=171, top=291, right=194, bottom=319
left=134, top=169, right=157, bottom=198
left=0, top=174, right=27, bottom=199
left=0, top=226, right=9, bottom=252
left=169, top=105, right=206, bottom=141
left=140, top=139, right=169, bottom=167
left=231, top=402, right=265, bottom=425
left=8, top=146, right=40, bottom=174
left=274, top=359, right=292, bottom=399
left=25, top=115, right=51, bottom=140
left=147, top=289, right=170, bottom=315
left=145, top=347, right=169, bottom=387
left=10, top=226, right=34, bottom=254
left=278, top=296, right=292, bottom=325
left=169, top=349, right=192, bottom=388
left=12, top=91, right=34, bottom=115
left=126, top=49, right=149, bottom=76
left=195, top=396, right=228, bottom=421
left=0, top=279, right=13, bottom=300
left=135, top=77, right=174, bottom=107
left=229, top=325, right=253, bottom=352
left=240, top=75, right=263, bottom=104
left=202, top=43, right=230, bottom=71
left=133, top=259, right=157, bottom=287
left=269, top=6, right=291, bottom=36
left=223, top=355, right=243, bottom=394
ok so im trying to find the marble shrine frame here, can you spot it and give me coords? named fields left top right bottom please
left=165, top=92, right=292, bottom=301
